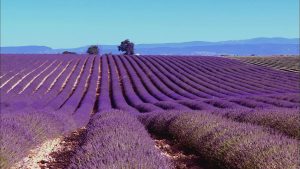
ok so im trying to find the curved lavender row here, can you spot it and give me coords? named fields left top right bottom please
left=188, top=59, right=288, bottom=93
left=124, top=56, right=191, bottom=112
left=0, top=60, right=47, bottom=94
left=21, top=61, right=63, bottom=95
left=113, top=55, right=162, bottom=112
left=229, top=97, right=274, bottom=109
left=2, top=61, right=53, bottom=107
left=122, top=56, right=190, bottom=110
left=0, top=59, right=37, bottom=83
left=246, top=95, right=299, bottom=108
left=213, top=56, right=298, bottom=81
left=33, top=60, right=71, bottom=96
left=68, top=110, right=170, bottom=169
left=203, top=99, right=246, bottom=109
left=1, top=55, right=298, bottom=113
left=139, top=111, right=299, bottom=169
left=231, top=60, right=299, bottom=82
left=124, top=56, right=174, bottom=101
left=269, top=93, right=300, bottom=103
left=59, top=56, right=95, bottom=113
left=73, top=56, right=101, bottom=128
left=132, top=56, right=188, bottom=100
left=46, top=56, right=88, bottom=110
left=208, top=57, right=299, bottom=90
left=218, top=63, right=299, bottom=92
left=24, top=59, right=74, bottom=108
left=0, top=54, right=47, bottom=74
left=0, top=59, right=74, bottom=112
left=118, top=55, right=159, bottom=103
left=151, top=56, right=232, bottom=97
left=113, top=55, right=143, bottom=105
left=22, top=55, right=79, bottom=94
left=222, top=66, right=298, bottom=91
left=107, top=55, right=138, bottom=113
left=31, top=58, right=79, bottom=109
left=171, top=57, right=272, bottom=95
left=199, top=56, right=298, bottom=85
left=234, top=56, right=300, bottom=74
left=51, top=57, right=90, bottom=111
left=176, top=99, right=217, bottom=110
left=146, top=57, right=218, bottom=98
left=3, top=61, right=63, bottom=110
left=139, top=57, right=201, bottom=100
left=1, top=69, right=27, bottom=92
left=161, top=57, right=256, bottom=96
left=174, top=94, right=292, bottom=110
left=211, top=108, right=300, bottom=139
left=178, top=57, right=298, bottom=93
left=17, top=60, right=59, bottom=95
left=0, top=110, right=76, bottom=169
left=97, top=56, right=112, bottom=111
left=7, top=60, right=54, bottom=95
left=0, top=61, right=50, bottom=109
left=177, top=93, right=297, bottom=110
left=152, top=100, right=191, bottom=110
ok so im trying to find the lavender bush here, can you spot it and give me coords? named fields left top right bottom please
left=0, top=110, right=75, bottom=168
left=139, top=111, right=299, bottom=169
left=1, top=54, right=299, bottom=168
left=69, top=110, right=170, bottom=169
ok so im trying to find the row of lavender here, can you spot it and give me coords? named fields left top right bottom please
left=1, top=55, right=298, bottom=134
left=0, top=55, right=82, bottom=168
left=233, top=56, right=300, bottom=72
left=69, top=110, right=170, bottom=169
left=1, top=54, right=299, bottom=168
left=0, top=110, right=77, bottom=168
left=1, top=54, right=299, bottom=114
left=1, top=107, right=298, bottom=168
left=139, top=109, right=299, bottom=169
left=1, top=55, right=299, bottom=137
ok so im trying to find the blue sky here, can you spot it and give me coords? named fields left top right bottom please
left=1, top=0, right=299, bottom=48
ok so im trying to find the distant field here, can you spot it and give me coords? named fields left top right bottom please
left=231, top=56, right=300, bottom=72
left=1, top=54, right=299, bottom=169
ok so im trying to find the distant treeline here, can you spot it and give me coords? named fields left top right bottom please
left=63, top=39, right=135, bottom=56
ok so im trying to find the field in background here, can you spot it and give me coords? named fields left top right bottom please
left=232, top=56, right=300, bottom=73
left=0, top=54, right=299, bottom=169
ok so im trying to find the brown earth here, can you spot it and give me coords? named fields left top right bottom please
left=153, top=135, right=219, bottom=169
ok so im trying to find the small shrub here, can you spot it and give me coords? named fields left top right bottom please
left=62, top=51, right=77, bottom=55
left=87, top=45, right=100, bottom=55
left=62, top=51, right=77, bottom=54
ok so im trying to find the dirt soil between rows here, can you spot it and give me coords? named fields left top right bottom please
left=153, top=135, right=219, bottom=169
left=38, top=128, right=86, bottom=169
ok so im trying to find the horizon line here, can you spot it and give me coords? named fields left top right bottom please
left=1, top=36, right=299, bottom=49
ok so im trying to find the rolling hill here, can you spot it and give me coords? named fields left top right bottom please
left=1, top=37, right=299, bottom=55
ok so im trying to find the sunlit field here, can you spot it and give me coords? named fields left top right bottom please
left=233, top=56, right=300, bottom=73
left=1, top=54, right=299, bottom=169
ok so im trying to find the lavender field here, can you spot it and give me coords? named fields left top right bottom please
left=0, top=54, right=299, bottom=169
left=234, top=56, right=300, bottom=73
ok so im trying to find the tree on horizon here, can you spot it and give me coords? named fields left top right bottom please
left=118, top=39, right=134, bottom=55
left=87, top=45, right=100, bottom=55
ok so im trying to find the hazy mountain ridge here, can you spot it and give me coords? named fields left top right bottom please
left=1, top=37, right=299, bottom=56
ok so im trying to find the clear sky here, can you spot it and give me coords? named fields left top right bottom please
left=1, top=0, right=299, bottom=48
